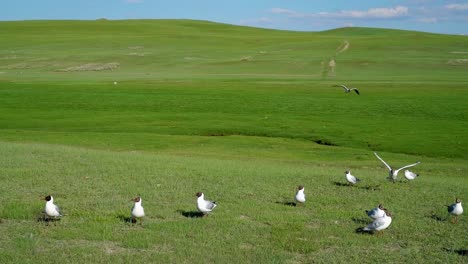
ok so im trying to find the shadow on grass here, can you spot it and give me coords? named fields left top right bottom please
left=36, top=214, right=61, bottom=225
left=275, top=201, right=297, bottom=207
left=332, top=181, right=381, bottom=191
left=117, top=214, right=136, bottom=223
left=354, top=227, right=373, bottom=235
left=177, top=210, right=204, bottom=218
left=443, top=248, right=468, bottom=256
left=427, top=213, right=447, bottom=222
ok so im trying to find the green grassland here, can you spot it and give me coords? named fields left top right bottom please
left=0, top=20, right=467, bottom=263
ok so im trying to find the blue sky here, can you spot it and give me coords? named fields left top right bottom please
left=2, top=0, right=468, bottom=35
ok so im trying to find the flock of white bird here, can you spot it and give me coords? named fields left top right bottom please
left=40, top=84, right=463, bottom=233
left=41, top=149, right=463, bottom=233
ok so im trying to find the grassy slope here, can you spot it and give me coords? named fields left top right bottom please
left=0, top=20, right=467, bottom=263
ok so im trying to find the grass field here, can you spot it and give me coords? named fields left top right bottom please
left=0, top=20, right=467, bottom=263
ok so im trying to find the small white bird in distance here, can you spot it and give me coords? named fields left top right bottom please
left=43, top=195, right=62, bottom=219
left=345, top=170, right=361, bottom=185
left=334, top=84, right=360, bottom=95
left=447, top=198, right=463, bottom=224
left=196, top=192, right=217, bottom=216
left=295, top=185, right=306, bottom=206
left=404, top=170, right=419, bottom=181
left=374, top=152, right=420, bottom=182
left=131, top=196, right=145, bottom=225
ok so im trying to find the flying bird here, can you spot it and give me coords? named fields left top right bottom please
left=374, top=152, right=420, bottom=182
left=404, top=170, right=419, bottom=181
left=366, top=204, right=385, bottom=220
left=334, top=84, right=360, bottom=95
left=131, top=196, right=145, bottom=225
left=295, top=185, right=306, bottom=205
left=43, top=195, right=62, bottom=219
left=448, top=198, right=463, bottom=224
left=196, top=192, right=217, bottom=216
left=345, top=171, right=361, bottom=185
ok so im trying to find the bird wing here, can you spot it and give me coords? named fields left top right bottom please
left=364, top=217, right=386, bottom=230
left=55, top=205, right=62, bottom=216
left=352, top=88, right=360, bottom=95
left=395, top=161, right=420, bottom=174
left=374, top=152, right=392, bottom=171
left=206, top=201, right=217, bottom=210
left=334, top=84, right=349, bottom=91
left=366, top=208, right=377, bottom=218
left=447, top=204, right=456, bottom=213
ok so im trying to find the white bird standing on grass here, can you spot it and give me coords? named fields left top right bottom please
left=448, top=198, right=463, bottom=224
left=44, top=195, right=62, bottom=219
left=131, top=196, right=145, bottom=225
left=295, top=185, right=306, bottom=205
left=196, top=192, right=217, bottom=216
left=334, top=84, right=360, bottom=95
left=404, top=170, right=419, bottom=181
left=362, top=209, right=392, bottom=234
left=345, top=171, right=361, bottom=185
left=374, top=152, right=420, bottom=182
left=366, top=204, right=385, bottom=220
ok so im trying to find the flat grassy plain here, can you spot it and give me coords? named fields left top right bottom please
left=0, top=20, right=467, bottom=263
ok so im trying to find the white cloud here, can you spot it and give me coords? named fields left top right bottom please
left=270, top=8, right=305, bottom=17
left=331, top=6, right=409, bottom=19
left=270, top=6, right=409, bottom=20
left=445, top=4, right=468, bottom=10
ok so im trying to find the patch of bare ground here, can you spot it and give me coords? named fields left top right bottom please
left=0, top=55, right=19, bottom=60
left=447, top=59, right=468, bottom=65
left=239, top=242, right=255, bottom=250
left=56, top=62, right=120, bottom=72
left=127, top=52, right=151, bottom=56
left=0, top=63, right=32, bottom=69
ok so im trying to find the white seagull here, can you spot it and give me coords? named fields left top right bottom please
left=345, top=171, right=361, bottom=185
left=404, top=170, right=419, bottom=181
left=43, top=195, right=62, bottom=219
left=131, top=196, right=145, bottom=224
left=196, top=192, right=217, bottom=216
left=362, top=209, right=392, bottom=234
left=295, top=185, right=306, bottom=205
left=374, top=152, right=420, bottom=182
left=448, top=198, right=463, bottom=224
left=334, top=84, right=360, bottom=95
left=366, top=204, right=385, bottom=220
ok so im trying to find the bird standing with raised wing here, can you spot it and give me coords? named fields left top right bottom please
left=374, top=152, right=420, bottom=182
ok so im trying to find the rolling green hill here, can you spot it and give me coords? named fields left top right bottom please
left=0, top=20, right=467, bottom=263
